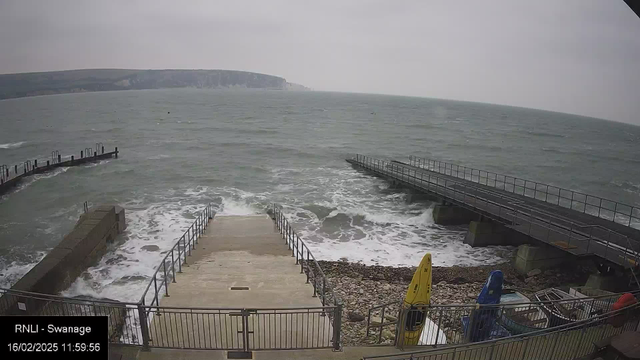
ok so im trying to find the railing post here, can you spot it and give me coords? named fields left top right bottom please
left=163, top=261, right=169, bottom=297
left=300, top=243, right=304, bottom=274
left=572, top=323, right=587, bottom=359
left=291, top=229, right=295, bottom=257
left=177, top=237, right=183, bottom=272
left=434, top=307, right=443, bottom=346
left=183, top=237, right=188, bottom=265
left=306, top=250, right=310, bottom=283
left=171, top=250, right=177, bottom=281
left=322, top=278, right=327, bottom=306
left=598, top=198, right=603, bottom=218
left=333, top=303, right=343, bottom=351
left=153, top=276, right=158, bottom=305
left=137, top=303, right=151, bottom=350
left=295, top=236, right=299, bottom=263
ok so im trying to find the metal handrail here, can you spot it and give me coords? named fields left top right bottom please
left=272, top=203, right=343, bottom=351
left=366, top=289, right=640, bottom=345
left=271, top=204, right=341, bottom=309
left=363, top=300, right=640, bottom=359
left=0, top=287, right=139, bottom=306
left=139, top=203, right=215, bottom=306
left=351, top=155, right=640, bottom=268
left=393, top=159, right=640, bottom=262
left=1, top=144, right=117, bottom=184
left=408, top=155, right=640, bottom=229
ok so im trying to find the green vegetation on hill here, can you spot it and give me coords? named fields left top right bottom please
left=0, top=69, right=308, bottom=100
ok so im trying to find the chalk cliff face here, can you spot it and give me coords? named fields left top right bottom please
left=0, top=69, right=309, bottom=100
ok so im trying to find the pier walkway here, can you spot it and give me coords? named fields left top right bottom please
left=347, top=155, right=640, bottom=270
left=0, top=144, right=118, bottom=196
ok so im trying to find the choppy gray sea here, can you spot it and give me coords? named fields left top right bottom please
left=1, top=89, right=639, bottom=301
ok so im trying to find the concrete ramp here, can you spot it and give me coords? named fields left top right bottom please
left=148, top=215, right=333, bottom=350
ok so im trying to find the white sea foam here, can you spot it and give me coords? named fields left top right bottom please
left=0, top=251, right=48, bottom=289
left=62, top=200, right=204, bottom=302
left=268, top=166, right=513, bottom=267
left=62, top=165, right=513, bottom=302
left=61, top=187, right=266, bottom=302
left=9, top=167, right=70, bottom=195
left=0, top=141, right=25, bottom=149
left=216, top=196, right=261, bottom=215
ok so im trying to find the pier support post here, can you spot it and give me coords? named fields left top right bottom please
left=464, top=221, right=509, bottom=246
left=432, top=205, right=476, bottom=225
left=514, top=244, right=570, bottom=275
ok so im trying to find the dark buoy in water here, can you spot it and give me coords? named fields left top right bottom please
left=168, top=111, right=170, bottom=114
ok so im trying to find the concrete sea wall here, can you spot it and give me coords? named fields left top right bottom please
left=3, top=205, right=126, bottom=315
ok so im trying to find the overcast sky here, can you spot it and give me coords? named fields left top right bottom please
left=1, top=0, right=639, bottom=124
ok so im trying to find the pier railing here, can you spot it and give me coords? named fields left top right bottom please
left=0, top=144, right=116, bottom=184
left=0, top=287, right=339, bottom=351
left=408, top=155, right=640, bottom=229
left=351, top=155, right=640, bottom=269
left=271, top=204, right=341, bottom=309
left=139, top=203, right=215, bottom=307
left=0, top=288, right=145, bottom=346
left=271, top=203, right=343, bottom=350
left=143, top=305, right=339, bottom=351
left=366, top=290, right=640, bottom=347
left=1, top=144, right=120, bottom=198
left=362, top=301, right=640, bottom=360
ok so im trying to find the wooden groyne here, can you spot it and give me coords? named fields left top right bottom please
left=0, top=144, right=119, bottom=196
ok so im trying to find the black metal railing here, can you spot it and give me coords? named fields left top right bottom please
left=271, top=204, right=341, bottom=309
left=271, top=203, right=342, bottom=350
left=362, top=301, right=640, bottom=360
left=409, top=155, right=640, bottom=230
left=144, top=305, right=339, bottom=351
left=367, top=289, right=640, bottom=347
left=351, top=155, right=640, bottom=269
left=0, top=288, right=145, bottom=346
left=139, top=203, right=215, bottom=307
left=0, top=144, right=116, bottom=186
left=0, top=203, right=345, bottom=352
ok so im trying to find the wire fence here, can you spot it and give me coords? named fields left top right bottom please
left=408, top=156, right=640, bottom=230
left=350, top=155, right=640, bottom=270
left=363, top=301, right=640, bottom=360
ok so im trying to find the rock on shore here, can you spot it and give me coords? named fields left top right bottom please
left=319, top=260, right=596, bottom=346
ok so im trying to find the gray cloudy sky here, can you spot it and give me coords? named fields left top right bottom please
left=1, top=0, right=639, bottom=124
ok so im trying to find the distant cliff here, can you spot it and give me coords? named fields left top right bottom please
left=0, top=69, right=309, bottom=100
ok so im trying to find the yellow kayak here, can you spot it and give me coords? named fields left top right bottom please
left=402, top=253, right=432, bottom=346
